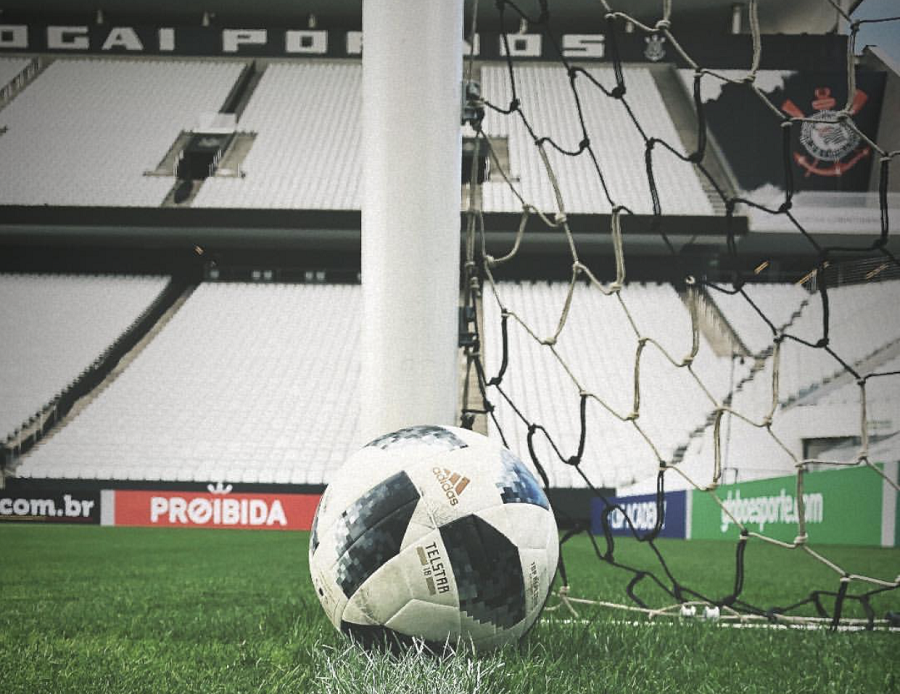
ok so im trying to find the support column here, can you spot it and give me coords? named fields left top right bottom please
left=359, top=0, right=463, bottom=443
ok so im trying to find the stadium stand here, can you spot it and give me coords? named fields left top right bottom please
left=194, top=62, right=712, bottom=214
left=706, top=282, right=810, bottom=355
left=622, top=279, right=900, bottom=493
left=193, top=63, right=362, bottom=209
left=483, top=281, right=742, bottom=488
left=0, top=58, right=244, bottom=206
left=0, top=273, right=170, bottom=440
left=15, top=282, right=361, bottom=484
left=0, top=57, right=31, bottom=90
left=776, top=279, right=900, bottom=401
left=480, top=65, right=715, bottom=215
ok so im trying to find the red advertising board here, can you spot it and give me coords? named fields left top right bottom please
left=114, top=489, right=319, bottom=531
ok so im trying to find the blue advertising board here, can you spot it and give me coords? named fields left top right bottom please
left=591, top=490, right=688, bottom=539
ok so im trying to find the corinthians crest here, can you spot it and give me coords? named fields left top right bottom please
left=643, top=33, right=666, bottom=62
left=781, top=86, right=871, bottom=177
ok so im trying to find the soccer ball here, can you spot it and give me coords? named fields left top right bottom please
left=308, top=425, right=559, bottom=651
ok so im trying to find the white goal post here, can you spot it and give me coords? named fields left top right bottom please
left=359, top=0, right=464, bottom=444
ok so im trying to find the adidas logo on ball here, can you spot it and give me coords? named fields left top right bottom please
left=431, top=467, right=470, bottom=506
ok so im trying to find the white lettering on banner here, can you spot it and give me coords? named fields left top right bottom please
left=101, top=27, right=143, bottom=51
left=158, top=28, right=175, bottom=52
left=562, top=34, right=605, bottom=58
left=285, top=30, right=327, bottom=54
left=150, top=497, right=167, bottom=522
left=346, top=31, right=363, bottom=55
left=0, top=25, right=28, bottom=49
left=610, top=500, right=667, bottom=531
left=169, top=497, right=188, bottom=523
left=720, top=488, right=824, bottom=533
left=47, top=26, right=89, bottom=50
left=222, top=29, right=267, bottom=53
left=500, top=33, right=542, bottom=58
left=0, top=495, right=94, bottom=518
left=0, top=26, right=639, bottom=61
left=148, top=495, right=288, bottom=527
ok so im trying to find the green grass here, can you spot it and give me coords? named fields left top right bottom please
left=0, top=526, right=897, bottom=693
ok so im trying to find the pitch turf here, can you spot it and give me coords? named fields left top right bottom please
left=0, top=526, right=897, bottom=693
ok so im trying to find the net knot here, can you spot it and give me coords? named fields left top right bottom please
left=509, top=98, right=520, bottom=112
left=793, top=533, right=808, bottom=545
left=655, top=19, right=671, bottom=31
left=579, top=138, right=590, bottom=151
left=777, top=200, right=792, bottom=213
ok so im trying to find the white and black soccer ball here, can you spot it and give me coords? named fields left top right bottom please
left=309, top=425, right=559, bottom=651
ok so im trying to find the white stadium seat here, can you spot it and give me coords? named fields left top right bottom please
left=0, top=58, right=243, bottom=206
left=16, top=283, right=361, bottom=485
left=0, top=273, right=169, bottom=439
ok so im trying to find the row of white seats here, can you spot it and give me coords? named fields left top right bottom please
left=708, top=280, right=900, bottom=403
left=483, top=281, right=744, bottom=489
left=194, top=63, right=362, bottom=210
left=0, top=58, right=243, bottom=206
left=776, top=280, right=900, bottom=400
left=195, top=62, right=713, bottom=214
left=707, top=282, right=809, bottom=355
left=481, top=65, right=713, bottom=215
left=17, top=283, right=361, bottom=484
left=625, top=281, right=900, bottom=494
left=0, top=273, right=169, bottom=438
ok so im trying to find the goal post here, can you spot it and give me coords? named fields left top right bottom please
left=359, top=0, right=464, bottom=444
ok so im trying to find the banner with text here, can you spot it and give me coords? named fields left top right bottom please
left=0, top=489, right=100, bottom=524
left=690, top=466, right=889, bottom=546
left=591, top=490, right=688, bottom=539
left=0, top=23, right=845, bottom=70
left=111, top=489, right=319, bottom=531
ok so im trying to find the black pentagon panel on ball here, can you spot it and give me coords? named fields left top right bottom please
left=497, top=449, right=550, bottom=510
left=309, top=497, right=322, bottom=559
left=439, top=514, right=526, bottom=629
left=332, top=471, right=421, bottom=598
left=365, top=425, right=469, bottom=452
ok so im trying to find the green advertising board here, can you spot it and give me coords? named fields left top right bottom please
left=690, top=465, right=891, bottom=546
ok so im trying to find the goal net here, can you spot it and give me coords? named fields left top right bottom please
left=460, top=0, right=900, bottom=629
